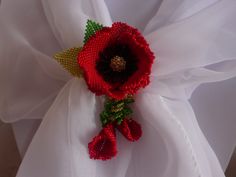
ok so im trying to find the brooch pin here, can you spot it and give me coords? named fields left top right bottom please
left=54, top=20, right=154, bottom=160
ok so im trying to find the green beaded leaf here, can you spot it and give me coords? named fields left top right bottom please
left=83, top=20, right=103, bottom=44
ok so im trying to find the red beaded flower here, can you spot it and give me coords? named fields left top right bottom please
left=54, top=20, right=155, bottom=161
left=78, top=22, right=154, bottom=100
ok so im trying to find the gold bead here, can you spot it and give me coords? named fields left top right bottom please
left=110, top=56, right=126, bottom=72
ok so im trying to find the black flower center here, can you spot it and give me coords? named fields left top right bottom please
left=96, top=43, right=138, bottom=84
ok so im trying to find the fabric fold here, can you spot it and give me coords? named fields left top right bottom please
left=0, top=0, right=236, bottom=177
left=16, top=79, right=135, bottom=177
left=146, top=0, right=236, bottom=77
left=41, top=0, right=112, bottom=48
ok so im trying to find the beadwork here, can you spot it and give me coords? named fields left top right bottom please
left=54, top=19, right=154, bottom=161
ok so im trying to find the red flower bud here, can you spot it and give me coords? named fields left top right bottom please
left=88, top=123, right=117, bottom=160
left=116, top=118, right=142, bottom=141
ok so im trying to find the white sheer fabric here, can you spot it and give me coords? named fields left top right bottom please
left=0, top=0, right=236, bottom=177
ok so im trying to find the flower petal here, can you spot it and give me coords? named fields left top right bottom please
left=116, top=118, right=142, bottom=141
left=78, top=27, right=113, bottom=96
left=118, top=32, right=154, bottom=95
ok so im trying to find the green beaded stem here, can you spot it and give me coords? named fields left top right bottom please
left=100, top=96, right=134, bottom=126
left=84, top=20, right=103, bottom=44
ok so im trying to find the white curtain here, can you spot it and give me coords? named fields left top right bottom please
left=0, top=0, right=236, bottom=177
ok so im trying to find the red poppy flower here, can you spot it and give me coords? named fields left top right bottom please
left=78, top=22, right=154, bottom=100
left=88, top=123, right=117, bottom=160
left=116, top=118, right=142, bottom=141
